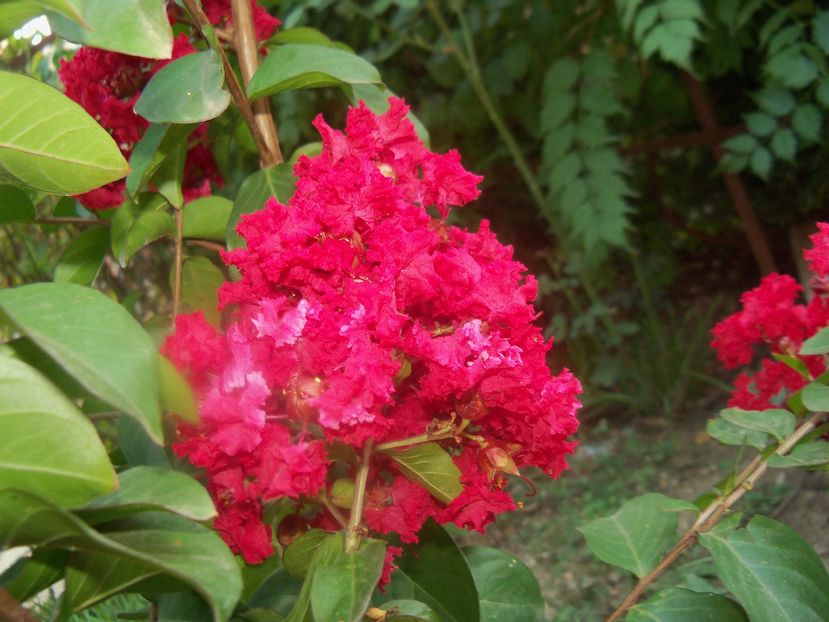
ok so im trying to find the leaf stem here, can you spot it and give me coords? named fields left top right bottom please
left=186, top=238, right=226, bottom=253
left=172, top=209, right=184, bottom=321
left=181, top=0, right=280, bottom=167
left=344, top=438, right=374, bottom=553
left=605, top=411, right=825, bottom=621
left=318, top=493, right=348, bottom=528
left=375, top=427, right=456, bottom=452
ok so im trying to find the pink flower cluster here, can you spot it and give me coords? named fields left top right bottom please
left=58, top=0, right=280, bottom=210
left=712, top=223, right=829, bottom=409
left=164, top=98, right=581, bottom=564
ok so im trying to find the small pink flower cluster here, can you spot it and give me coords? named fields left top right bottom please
left=712, top=223, right=829, bottom=409
left=57, top=0, right=280, bottom=210
left=163, top=99, right=581, bottom=565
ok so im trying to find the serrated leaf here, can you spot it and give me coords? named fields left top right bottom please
left=462, top=546, right=544, bottom=622
left=766, top=52, right=818, bottom=89
left=182, top=196, right=233, bottom=242
left=0, top=354, right=116, bottom=507
left=792, top=104, right=822, bottom=141
left=0, top=185, right=34, bottom=224
left=749, top=147, right=772, bottom=179
left=719, top=408, right=795, bottom=441
left=544, top=58, right=579, bottom=91
left=135, top=51, right=230, bottom=123
left=755, top=87, right=795, bottom=116
left=383, top=442, right=462, bottom=504
left=745, top=112, right=776, bottom=136
left=54, top=226, right=110, bottom=285
left=770, top=128, right=797, bottom=160
left=724, top=133, right=757, bottom=154
left=249, top=44, right=382, bottom=99
left=627, top=587, right=748, bottom=622
left=579, top=493, right=696, bottom=577
left=226, top=165, right=295, bottom=248
left=699, top=515, right=829, bottom=622
left=0, top=72, right=128, bottom=194
left=706, top=417, right=769, bottom=449
left=47, top=0, right=173, bottom=59
left=800, top=326, right=829, bottom=355
left=0, top=283, right=162, bottom=443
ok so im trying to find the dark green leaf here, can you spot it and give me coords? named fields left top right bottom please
left=54, top=226, right=110, bottom=285
left=706, top=417, right=769, bottom=449
left=745, top=112, right=776, bottom=136
left=179, top=256, right=224, bottom=326
left=749, top=147, right=772, bottom=179
left=719, top=408, right=795, bottom=441
left=755, top=87, right=795, bottom=116
left=226, top=165, right=295, bottom=248
left=182, top=196, right=233, bottom=242
left=463, top=546, right=543, bottom=622
left=0, top=549, right=66, bottom=602
left=248, top=44, right=382, bottom=99
left=0, top=185, right=34, bottom=224
left=814, top=10, right=829, bottom=54
left=111, top=194, right=175, bottom=266
left=770, top=128, right=797, bottom=161
left=135, top=51, right=231, bottom=123
left=767, top=441, right=829, bottom=468
left=283, top=529, right=331, bottom=579
left=126, top=124, right=195, bottom=199
left=47, top=0, right=173, bottom=59
left=159, top=354, right=198, bottom=424
left=0, top=283, right=162, bottom=443
left=627, top=587, right=748, bottom=622
left=383, top=443, right=462, bottom=504
left=792, top=104, right=822, bottom=141
left=63, top=553, right=160, bottom=614
left=0, top=353, right=116, bottom=507
left=579, top=493, right=696, bottom=578
left=117, top=416, right=171, bottom=469
left=699, top=514, right=829, bottom=622
left=378, top=599, right=442, bottom=622
left=0, top=71, right=129, bottom=194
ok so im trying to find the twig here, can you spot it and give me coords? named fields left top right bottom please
left=231, top=0, right=282, bottom=166
left=172, top=209, right=184, bottom=321
left=0, top=588, right=39, bottom=622
left=344, top=438, right=374, bottom=553
left=186, top=238, right=226, bottom=253
left=605, top=411, right=825, bottom=621
left=318, top=494, right=348, bottom=528
left=181, top=0, right=279, bottom=167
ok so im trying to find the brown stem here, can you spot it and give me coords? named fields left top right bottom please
left=375, top=427, right=456, bottom=452
left=344, top=438, right=374, bottom=553
left=181, top=0, right=279, bottom=167
left=186, top=238, right=226, bottom=253
left=33, top=217, right=109, bottom=227
left=605, top=411, right=824, bottom=622
left=172, top=209, right=184, bottom=321
left=681, top=72, right=777, bottom=275
left=231, top=0, right=282, bottom=166
left=0, top=588, right=38, bottom=622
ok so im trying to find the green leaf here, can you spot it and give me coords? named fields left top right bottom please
left=54, top=226, right=110, bottom=285
left=579, top=493, right=697, bottom=578
left=767, top=441, right=829, bottom=468
left=76, top=466, right=215, bottom=524
left=283, top=529, right=331, bottom=579
left=135, top=51, right=231, bottom=124
left=627, top=587, right=748, bottom=622
left=0, top=71, right=129, bottom=194
left=792, top=104, right=822, bottom=141
left=248, top=44, right=382, bottom=99
left=159, top=354, right=198, bottom=424
left=0, top=549, right=66, bottom=602
left=462, top=546, right=544, bottom=622
left=815, top=10, right=829, bottom=54
left=801, top=381, right=829, bottom=413
left=117, top=416, right=171, bottom=469
left=745, top=112, right=776, bottom=136
left=0, top=490, right=241, bottom=622
left=376, top=599, right=441, bottom=622
left=226, top=165, right=295, bottom=248
left=63, top=553, right=160, bottom=616
left=0, top=185, right=34, bottom=224
left=126, top=124, right=195, bottom=199
left=111, top=194, right=175, bottom=266
left=384, top=520, right=479, bottom=622
left=271, top=26, right=337, bottom=47
left=47, top=0, right=173, bottom=59
left=309, top=536, right=386, bottom=622
left=749, top=147, right=772, bottom=179
left=719, top=408, right=795, bottom=441
left=724, top=134, right=757, bottom=154
left=766, top=52, right=818, bottom=89
left=182, top=196, right=233, bottom=242
left=383, top=442, right=462, bottom=504
left=0, top=354, right=116, bottom=507
left=699, top=514, right=829, bottom=622
left=817, top=77, right=829, bottom=109
left=0, top=283, right=162, bottom=443
left=801, top=327, right=829, bottom=355
left=755, top=87, right=795, bottom=116
left=0, top=3, right=42, bottom=38
left=770, top=128, right=797, bottom=161
left=179, top=256, right=224, bottom=326
left=706, top=417, right=769, bottom=449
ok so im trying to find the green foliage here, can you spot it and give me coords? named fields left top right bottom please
left=226, top=164, right=296, bottom=247
left=182, top=196, right=233, bottom=242
left=618, top=0, right=705, bottom=69
left=626, top=587, right=748, bottom=621
left=53, top=226, right=109, bottom=285
left=382, top=442, right=463, bottom=504
left=462, top=546, right=544, bottom=622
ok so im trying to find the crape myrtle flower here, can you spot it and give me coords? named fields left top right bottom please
left=164, top=98, right=581, bottom=566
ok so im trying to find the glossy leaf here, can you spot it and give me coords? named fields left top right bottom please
left=111, top=194, right=175, bottom=266
left=767, top=442, right=829, bottom=468
left=699, top=514, right=829, bottom=622
left=719, top=407, right=795, bottom=441
left=0, top=185, right=34, bottom=224
left=801, top=381, right=829, bottom=413
left=0, top=283, right=162, bottom=443
left=283, top=529, right=331, bottom=578
left=182, top=196, right=233, bottom=242
left=53, top=226, right=110, bottom=285
left=385, top=520, right=479, bottom=622
left=248, top=44, right=382, bottom=99
left=579, top=493, right=696, bottom=578
left=179, top=256, right=224, bottom=326
left=0, top=71, right=129, bottom=194
left=47, top=0, right=173, bottom=59
left=800, top=327, right=829, bottom=355
left=378, top=600, right=442, bottom=622
left=63, top=553, right=160, bottom=614
left=706, top=417, right=769, bottom=449
left=463, top=546, right=544, bottom=622
left=627, top=588, right=748, bottom=622
left=117, top=416, right=171, bottom=469
left=0, top=491, right=242, bottom=622
left=135, top=51, right=231, bottom=123
left=77, top=466, right=215, bottom=524
left=384, top=443, right=462, bottom=504
left=0, top=354, right=116, bottom=507
left=227, top=165, right=295, bottom=247
left=125, top=124, right=195, bottom=200
left=159, top=354, right=198, bottom=424
left=309, top=536, right=386, bottom=622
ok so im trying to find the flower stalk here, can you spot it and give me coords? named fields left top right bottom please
left=344, top=438, right=374, bottom=553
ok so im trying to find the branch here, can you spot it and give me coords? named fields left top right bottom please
left=0, top=588, right=39, bottom=622
left=344, top=438, right=374, bottom=553
left=181, top=0, right=280, bottom=167
left=605, top=411, right=825, bottom=621
left=186, top=238, right=226, bottom=253
left=231, top=0, right=282, bottom=166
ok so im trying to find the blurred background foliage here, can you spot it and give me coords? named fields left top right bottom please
left=2, top=0, right=828, bottom=421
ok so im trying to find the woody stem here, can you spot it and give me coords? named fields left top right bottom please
left=344, top=438, right=374, bottom=553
